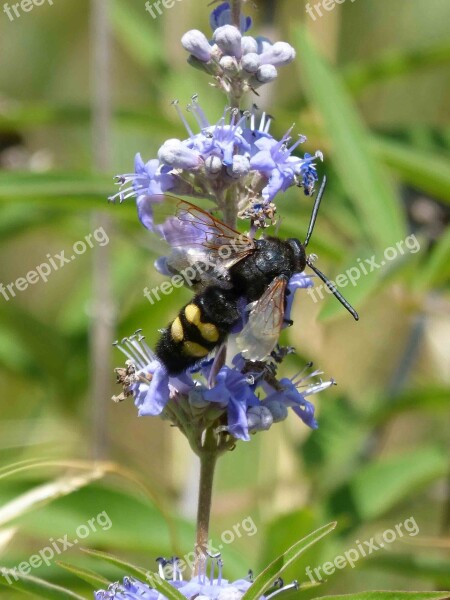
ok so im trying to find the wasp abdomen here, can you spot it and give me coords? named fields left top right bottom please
left=156, top=286, right=240, bottom=375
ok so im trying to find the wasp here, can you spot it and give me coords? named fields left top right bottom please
left=152, top=177, right=358, bottom=375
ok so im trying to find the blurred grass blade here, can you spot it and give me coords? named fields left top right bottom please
left=372, top=386, right=450, bottom=425
left=344, top=40, right=450, bottom=94
left=57, top=562, right=111, bottom=589
left=0, top=527, right=17, bottom=553
left=366, top=554, right=450, bottom=587
left=111, top=0, right=162, bottom=68
left=413, top=228, right=450, bottom=291
left=242, top=522, right=336, bottom=600
left=350, top=446, right=448, bottom=520
left=0, top=470, right=105, bottom=527
left=0, top=172, right=111, bottom=199
left=0, top=569, right=87, bottom=599
left=82, top=548, right=187, bottom=600
left=295, top=27, right=405, bottom=251
left=312, top=594, right=450, bottom=600
left=372, top=137, right=450, bottom=205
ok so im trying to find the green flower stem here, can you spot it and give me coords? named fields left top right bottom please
left=194, top=428, right=219, bottom=575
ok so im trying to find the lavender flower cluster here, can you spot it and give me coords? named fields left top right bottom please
left=95, top=554, right=297, bottom=600
left=110, top=103, right=321, bottom=229
left=111, top=2, right=332, bottom=447
left=113, top=333, right=333, bottom=443
left=182, top=3, right=296, bottom=95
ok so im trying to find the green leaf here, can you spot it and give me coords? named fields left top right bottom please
left=350, top=446, right=448, bottom=520
left=242, top=522, right=336, bottom=600
left=81, top=548, right=186, bottom=600
left=372, top=137, right=450, bottom=205
left=110, top=0, right=163, bottom=69
left=0, top=470, right=105, bottom=528
left=413, top=228, right=450, bottom=291
left=56, top=562, right=111, bottom=589
left=344, top=40, right=450, bottom=94
left=372, top=386, right=450, bottom=425
left=312, top=593, right=450, bottom=600
left=259, top=510, right=335, bottom=586
left=0, top=569, right=87, bottom=599
left=366, top=554, right=450, bottom=587
left=295, top=27, right=406, bottom=251
left=0, top=172, right=111, bottom=200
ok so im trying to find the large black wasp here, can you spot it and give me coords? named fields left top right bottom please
left=152, top=177, right=359, bottom=375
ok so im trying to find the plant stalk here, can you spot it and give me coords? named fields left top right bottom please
left=231, top=0, right=242, bottom=29
left=194, top=433, right=218, bottom=575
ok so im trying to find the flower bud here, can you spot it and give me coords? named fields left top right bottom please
left=158, top=139, right=201, bottom=170
left=228, top=155, right=250, bottom=178
left=213, top=24, right=242, bottom=58
left=154, top=256, right=171, bottom=276
left=181, top=30, right=212, bottom=63
left=205, top=155, right=223, bottom=175
left=219, top=55, right=239, bottom=74
left=255, top=64, right=278, bottom=83
left=264, top=400, right=288, bottom=423
left=247, top=406, right=273, bottom=432
left=188, top=388, right=210, bottom=409
left=241, top=53, right=260, bottom=74
left=241, top=35, right=258, bottom=55
left=259, top=41, right=296, bottom=66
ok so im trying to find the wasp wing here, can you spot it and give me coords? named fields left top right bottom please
left=149, top=195, right=255, bottom=272
left=236, top=275, right=288, bottom=362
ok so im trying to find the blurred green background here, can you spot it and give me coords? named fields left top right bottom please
left=0, top=0, right=449, bottom=597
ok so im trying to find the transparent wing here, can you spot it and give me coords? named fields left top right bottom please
left=236, top=276, right=288, bottom=362
left=150, top=195, right=256, bottom=270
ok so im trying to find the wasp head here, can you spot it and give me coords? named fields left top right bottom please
left=286, top=238, right=307, bottom=273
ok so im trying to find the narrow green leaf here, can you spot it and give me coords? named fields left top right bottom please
left=0, top=471, right=105, bottom=528
left=372, top=386, right=450, bottom=425
left=344, top=40, right=450, bottom=94
left=56, top=562, right=111, bottom=589
left=351, top=446, right=448, bottom=520
left=111, top=0, right=162, bottom=69
left=0, top=569, right=87, bottom=599
left=81, top=548, right=186, bottom=600
left=312, top=593, right=450, bottom=600
left=372, top=137, right=450, bottom=205
left=242, top=522, right=337, bottom=600
left=0, top=172, right=111, bottom=199
left=413, top=227, right=450, bottom=291
left=366, top=554, right=450, bottom=587
left=295, top=27, right=405, bottom=251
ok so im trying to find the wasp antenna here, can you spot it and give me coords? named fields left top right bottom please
left=304, top=175, right=327, bottom=248
left=307, top=259, right=359, bottom=321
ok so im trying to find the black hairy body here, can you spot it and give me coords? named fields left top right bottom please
left=155, top=237, right=306, bottom=375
